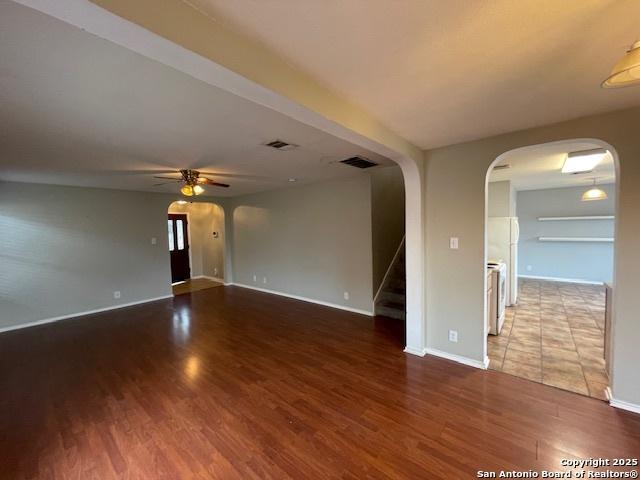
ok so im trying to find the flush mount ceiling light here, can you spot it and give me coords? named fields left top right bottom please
left=602, top=40, right=640, bottom=88
left=581, top=178, right=608, bottom=202
left=562, top=148, right=607, bottom=174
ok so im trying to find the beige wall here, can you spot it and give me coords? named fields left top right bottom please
left=168, top=202, right=225, bottom=279
left=424, top=107, right=640, bottom=406
left=227, top=175, right=374, bottom=313
left=371, top=166, right=405, bottom=293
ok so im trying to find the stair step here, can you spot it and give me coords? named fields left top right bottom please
left=388, top=278, right=406, bottom=289
left=378, top=290, right=405, bottom=304
left=375, top=304, right=406, bottom=320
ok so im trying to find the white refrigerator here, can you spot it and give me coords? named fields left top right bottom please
left=487, top=217, right=519, bottom=306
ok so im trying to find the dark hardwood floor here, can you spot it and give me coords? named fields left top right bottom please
left=1, top=286, right=638, bottom=479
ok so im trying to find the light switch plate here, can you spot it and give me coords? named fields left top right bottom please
left=449, top=237, right=459, bottom=249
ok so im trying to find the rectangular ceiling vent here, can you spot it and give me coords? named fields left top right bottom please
left=264, top=139, right=298, bottom=151
left=340, top=156, right=378, bottom=169
left=492, top=164, right=510, bottom=171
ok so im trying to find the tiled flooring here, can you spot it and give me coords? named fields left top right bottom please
left=488, top=278, right=608, bottom=400
left=172, top=277, right=223, bottom=296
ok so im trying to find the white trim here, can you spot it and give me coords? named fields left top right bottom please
left=425, top=347, right=489, bottom=370
left=605, top=386, right=613, bottom=401
left=231, top=283, right=374, bottom=316
left=519, top=274, right=604, bottom=285
left=374, top=236, right=405, bottom=304
left=403, top=346, right=427, bottom=356
left=538, top=236, right=614, bottom=242
left=0, top=295, right=174, bottom=334
left=609, top=396, right=640, bottom=415
left=538, top=215, right=614, bottom=221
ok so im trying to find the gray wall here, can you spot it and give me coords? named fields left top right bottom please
left=517, top=185, right=615, bottom=283
left=227, top=175, right=374, bottom=313
left=169, top=201, right=225, bottom=279
left=371, top=166, right=405, bottom=293
left=0, top=182, right=176, bottom=329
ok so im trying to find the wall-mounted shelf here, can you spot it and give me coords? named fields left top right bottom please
left=538, top=236, right=614, bottom=243
left=537, top=215, right=614, bottom=221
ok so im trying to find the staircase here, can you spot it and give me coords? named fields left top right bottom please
left=374, top=240, right=406, bottom=320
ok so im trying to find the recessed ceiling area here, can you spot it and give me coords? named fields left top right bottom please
left=0, top=2, right=393, bottom=198
left=186, top=0, right=640, bottom=149
left=489, top=140, right=616, bottom=191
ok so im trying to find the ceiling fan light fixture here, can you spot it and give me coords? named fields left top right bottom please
left=602, top=40, right=640, bottom=88
left=193, top=184, right=205, bottom=195
left=180, top=185, right=194, bottom=196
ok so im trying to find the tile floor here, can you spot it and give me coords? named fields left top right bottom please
left=488, top=278, right=609, bottom=400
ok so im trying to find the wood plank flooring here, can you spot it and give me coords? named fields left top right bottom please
left=1, top=286, right=638, bottom=479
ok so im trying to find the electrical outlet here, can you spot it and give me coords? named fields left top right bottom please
left=262, top=277, right=267, bottom=284
left=449, top=237, right=459, bottom=249
left=344, top=291, right=350, bottom=300
left=151, top=237, right=157, bottom=245
left=214, top=267, right=218, bottom=276
left=448, top=330, right=458, bottom=343
left=253, top=274, right=257, bottom=282
left=526, top=265, right=533, bottom=272
left=113, top=291, right=121, bottom=299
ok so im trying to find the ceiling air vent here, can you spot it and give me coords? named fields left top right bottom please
left=493, top=164, right=510, bottom=171
left=264, top=139, right=298, bottom=151
left=340, top=156, right=378, bottom=169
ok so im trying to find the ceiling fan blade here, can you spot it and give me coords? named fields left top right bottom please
left=198, top=171, right=280, bottom=181
left=153, top=180, right=182, bottom=186
left=153, top=176, right=182, bottom=180
left=199, top=177, right=230, bottom=188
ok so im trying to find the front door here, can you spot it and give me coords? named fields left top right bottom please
left=168, top=213, right=190, bottom=283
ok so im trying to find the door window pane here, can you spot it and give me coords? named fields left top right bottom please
left=168, top=220, right=174, bottom=251
left=176, top=219, right=185, bottom=250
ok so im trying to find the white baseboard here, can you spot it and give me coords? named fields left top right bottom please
left=231, top=283, right=374, bottom=316
left=403, top=346, right=427, bottom=356
left=519, top=274, right=603, bottom=285
left=0, top=295, right=174, bottom=334
left=609, top=396, right=640, bottom=415
left=425, top=347, right=488, bottom=370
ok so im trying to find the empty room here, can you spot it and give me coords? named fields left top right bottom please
left=1, top=1, right=640, bottom=478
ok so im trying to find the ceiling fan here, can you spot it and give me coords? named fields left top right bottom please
left=153, top=169, right=230, bottom=196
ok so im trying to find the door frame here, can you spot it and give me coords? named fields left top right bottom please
left=168, top=210, right=193, bottom=284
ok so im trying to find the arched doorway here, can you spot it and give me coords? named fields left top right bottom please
left=167, top=200, right=226, bottom=296
left=484, top=139, right=618, bottom=400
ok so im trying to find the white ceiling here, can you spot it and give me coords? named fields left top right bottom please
left=489, top=140, right=616, bottom=191
left=0, top=2, right=393, bottom=197
left=186, top=0, right=640, bottom=149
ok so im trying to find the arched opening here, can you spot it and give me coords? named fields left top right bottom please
left=167, top=200, right=226, bottom=296
left=484, top=139, right=618, bottom=400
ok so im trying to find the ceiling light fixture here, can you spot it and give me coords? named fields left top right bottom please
left=176, top=200, right=188, bottom=205
left=562, top=148, right=607, bottom=174
left=602, top=40, right=640, bottom=88
left=581, top=178, right=608, bottom=202
left=180, top=183, right=205, bottom=197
